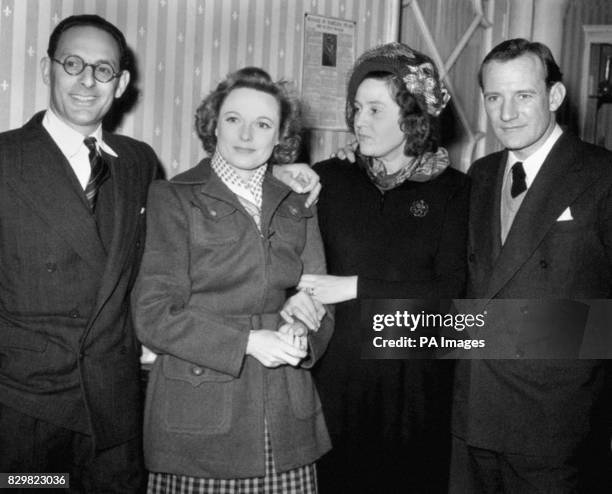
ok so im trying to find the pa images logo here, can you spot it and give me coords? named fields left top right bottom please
left=410, top=199, right=429, bottom=217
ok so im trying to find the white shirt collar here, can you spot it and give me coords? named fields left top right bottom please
left=506, top=124, right=563, bottom=188
left=42, top=109, right=118, bottom=159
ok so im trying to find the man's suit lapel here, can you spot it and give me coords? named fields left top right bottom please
left=89, top=134, right=141, bottom=317
left=469, top=152, right=504, bottom=299
left=8, top=115, right=107, bottom=274
left=485, top=133, right=595, bottom=299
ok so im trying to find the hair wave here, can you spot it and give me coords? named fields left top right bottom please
left=195, top=67, right=302, bottom=164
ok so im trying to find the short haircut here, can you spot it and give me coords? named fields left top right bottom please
left=478, top=38, right=562, bottom=89
left=47, top=15, right=129, bottom=71
left=195, top=67, right=302, bottom=164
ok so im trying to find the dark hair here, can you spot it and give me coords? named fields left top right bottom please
left=478, top=38, right=562, bottom=89
left=47, top=15, right=130, bottom=71
left=346, top=71, right=439, bottom=157
left=345, top=43, right=448, bottom=158
left=195, top=67, right=302, bottom=164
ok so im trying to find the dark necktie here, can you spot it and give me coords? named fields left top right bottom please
left=510, top=161, right=527, bottom=198
left=83, top=137, right=109, bottom=210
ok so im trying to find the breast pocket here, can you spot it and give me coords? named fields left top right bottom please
left=272, top=202, right=312, bottom=252
left=549, top=220, right=586, bottom=235
left=190, top=200, right=240, bottom=245
left=161, top=356, right=234, bottom=434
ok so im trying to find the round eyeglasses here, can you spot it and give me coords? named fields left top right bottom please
left=51, top=55, right=121, bottom=83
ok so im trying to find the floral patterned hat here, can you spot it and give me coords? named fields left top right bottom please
left=346, top=42, right=451, bottom=118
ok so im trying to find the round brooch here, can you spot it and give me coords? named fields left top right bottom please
left=410, top=199, right=429, bottom=217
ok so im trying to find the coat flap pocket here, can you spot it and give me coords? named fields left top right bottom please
left=276, top=200, right=313, bottom=221
left=162, top=356, right=234, bottom=386
left=192, top=199, right=237, bottom=221
left=0, top=325, right=48, bottom=352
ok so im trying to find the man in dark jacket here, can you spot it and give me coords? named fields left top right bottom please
left=0, top=15, right=159, bottom=491
left=450, top=38, right=612, bottom=494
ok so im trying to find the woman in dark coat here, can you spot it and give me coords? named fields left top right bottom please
left=132, top=67, right=332, bottom=494
left=298, top=43, right=470, bottom=493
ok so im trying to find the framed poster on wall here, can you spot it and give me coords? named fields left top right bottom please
left=301, top=13, right=356, bottom=131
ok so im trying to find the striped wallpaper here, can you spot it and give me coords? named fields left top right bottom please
left=0, top=0, right=395, bottom=177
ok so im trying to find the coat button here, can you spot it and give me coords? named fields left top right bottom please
left=69, top=309, right=80, bottom=319
left=209, top=209, right=217, bottom=217
left=539, top=259, right=548, bottom=268
left=45, top=262, right=57, bottom=273
left=191, top=366, right=204, bottom=376
left=468, top=253, right=475, bottom=262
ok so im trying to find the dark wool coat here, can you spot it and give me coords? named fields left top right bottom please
left=0, top=112, right=158, bottom=449
left=312, top=157, right=469, bottom=491
left=132, top=159, right=333, bottom=478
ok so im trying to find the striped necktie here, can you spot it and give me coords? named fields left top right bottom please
left=83, top=137, right=109, bottom=210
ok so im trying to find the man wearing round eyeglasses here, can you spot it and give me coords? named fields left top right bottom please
left=41, top=20, right=130, bottom=136
left=0, top=15, right=159, bottom=492
left=52, top=55, right=121, bottom=84
left=0, top=12, right=326, bottom=493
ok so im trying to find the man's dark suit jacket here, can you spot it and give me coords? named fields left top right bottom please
left=453, top=132, right=612, bottom=457
left=0, top=112, right=158, bottom=450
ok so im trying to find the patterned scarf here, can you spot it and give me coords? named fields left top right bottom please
left=211, top=150, right=267, bottom=230
left=211, top=150, right=266, bottom=208
left=364, top=146, right=450, bottom=191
